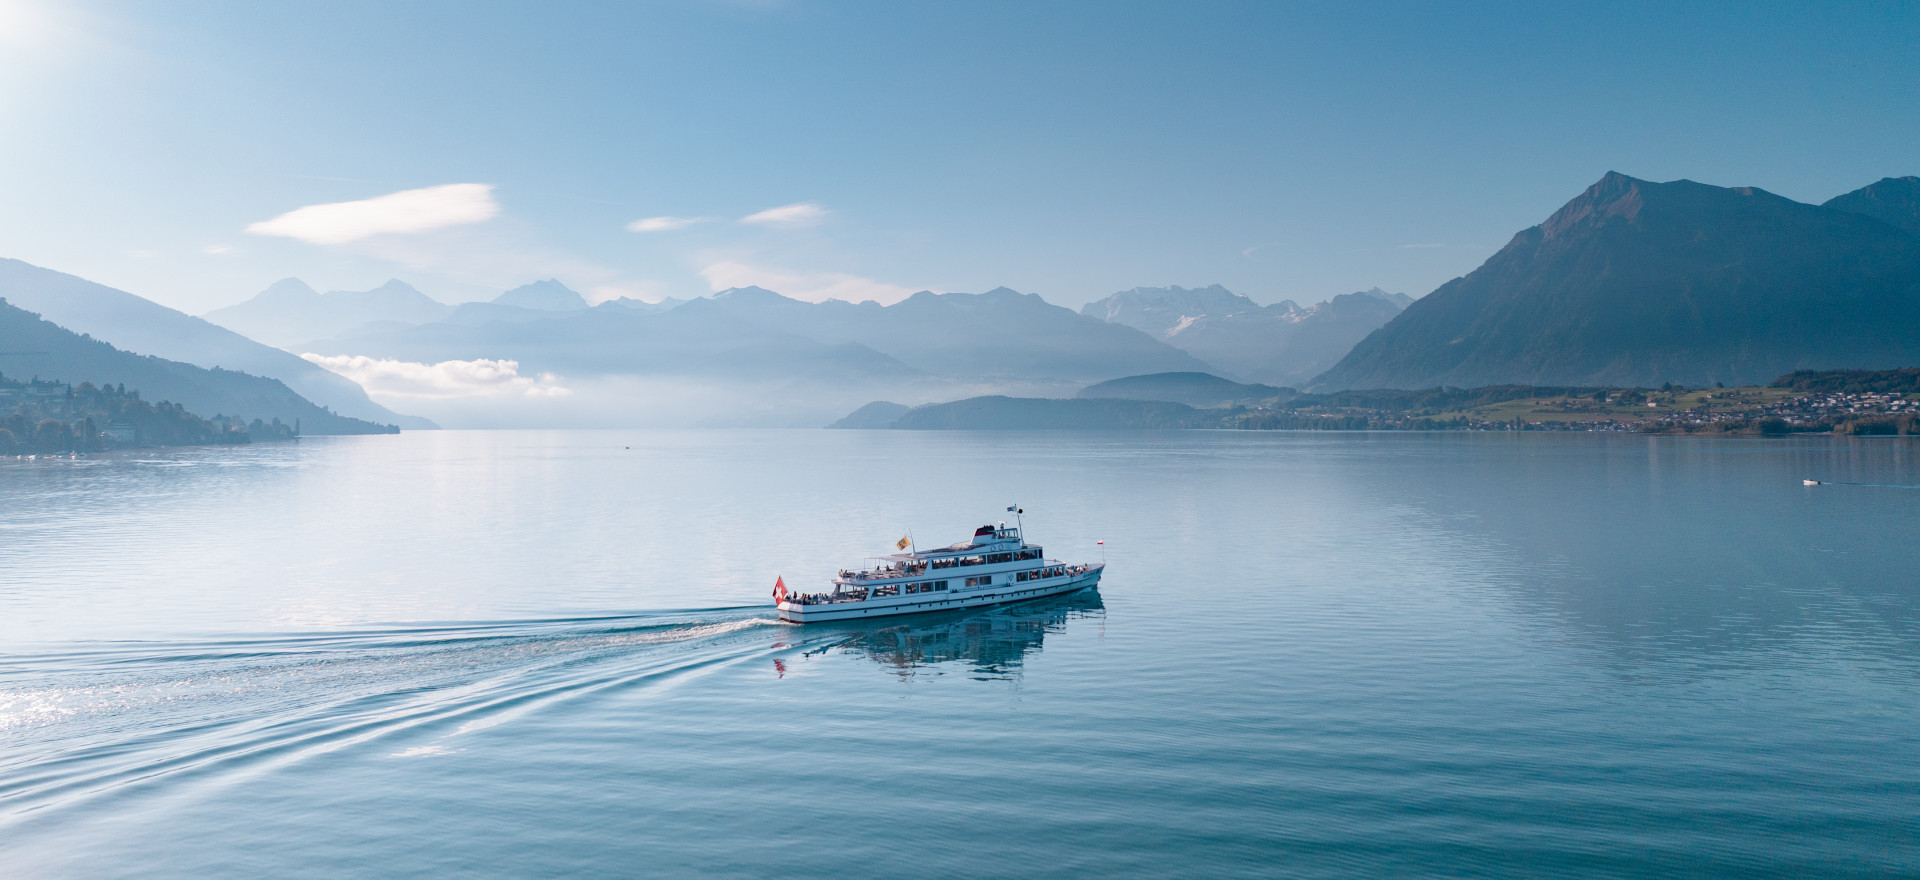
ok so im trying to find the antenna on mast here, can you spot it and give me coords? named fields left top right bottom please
left=1007, top=504, right=1024, bottom=539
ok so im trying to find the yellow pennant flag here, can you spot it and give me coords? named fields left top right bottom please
left=896, top=535, right=911, bottom=550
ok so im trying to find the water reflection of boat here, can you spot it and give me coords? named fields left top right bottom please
left=830, top=587, right=1105, bottom=679
left=777, top=515, right=1104, bottom=623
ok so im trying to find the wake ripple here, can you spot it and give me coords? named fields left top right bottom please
left=0, top=609, right=785, bottom=825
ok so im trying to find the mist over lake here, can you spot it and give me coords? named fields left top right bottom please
left=3, top=430, right=1916, bottom=877
left=6, top=2, right=1920, bottom=876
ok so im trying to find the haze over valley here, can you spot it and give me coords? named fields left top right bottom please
left=11, top=173, right=1920, bottom=432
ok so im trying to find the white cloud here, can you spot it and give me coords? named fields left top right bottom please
left=202, top=244, right=235, bottom=255
left=626, top=215, right=710, bottom=233
left=699, top=260, right=919, bottom=305
left=248, top=183, right=501, bottom=245
left=301, top=353, right=570, bottom=399
left=739, top=202, right=826, bottom=228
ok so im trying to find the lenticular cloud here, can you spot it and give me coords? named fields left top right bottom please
left=248, top=184, right=501, bottom=245
left=301, top=353, right=570, bottom=399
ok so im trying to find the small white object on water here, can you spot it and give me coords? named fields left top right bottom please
left=1803, top=479, right=1821, bottom=486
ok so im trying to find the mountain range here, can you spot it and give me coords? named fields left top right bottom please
left=301, top=284, right=1211, bottom=385
left=203, top=277, right=607, bottom=349
left=202, top=278, right=453, bottom=348
left=1313, top=172, right=1920, bottom=390
left=1079, top=285, right=1411, bottom=385
left=1823, top=175, right=1920, bottom=237
left=0, top=297, right=395, bottom=434
left=15, top=169, right=1917, bottom=430
left=0, top=259, right=431, bottom=429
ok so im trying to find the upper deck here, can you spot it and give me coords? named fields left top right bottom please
left=883, top=524, right=1024, bottom=562
left=835, top=523, right=1045, bottom=585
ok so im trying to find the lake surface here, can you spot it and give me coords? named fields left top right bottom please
left=3, top=429, right=1917, bottom=878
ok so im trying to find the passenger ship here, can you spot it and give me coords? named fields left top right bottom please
left=775, top=518, right=1103, bottom=623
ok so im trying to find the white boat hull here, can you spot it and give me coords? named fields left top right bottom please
left=777, top=565, right=1103, bottom=623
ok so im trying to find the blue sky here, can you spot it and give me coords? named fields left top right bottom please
left=1, top=0, right=1916, bottom=314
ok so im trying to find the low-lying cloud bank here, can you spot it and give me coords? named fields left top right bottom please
left=301, top=353, right=571, bottom=399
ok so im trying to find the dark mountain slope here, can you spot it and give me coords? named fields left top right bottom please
left=0, top=298, right=395, bottom=434
left=827, top=401, right=912, bottom=428
left=1824, top=176, right=1920, bottom=237
left=1313, top=172, right=1920, bottom=390
left=1077, top=372, right=1291, bottom=407
left=0, top=259, right=430, bottom=427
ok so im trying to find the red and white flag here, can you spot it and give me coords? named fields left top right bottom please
left=772, top=576, right=788, bottom=603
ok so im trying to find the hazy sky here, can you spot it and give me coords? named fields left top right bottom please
left=2, top=1, right=1916, bottom=314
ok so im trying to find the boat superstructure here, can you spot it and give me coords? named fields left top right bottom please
left=776, top=519, right=1103, bottom=623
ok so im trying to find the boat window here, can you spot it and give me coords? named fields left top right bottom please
left=934, top=581, right=947, bottom=590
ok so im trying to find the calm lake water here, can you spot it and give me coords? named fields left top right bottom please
left=2, top=429, right=1917, bottom=878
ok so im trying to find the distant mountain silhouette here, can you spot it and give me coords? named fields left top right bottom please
left=1080, top=284, right=1409, bottom=385
left=0, top=298, right=396, bottom=434
left=304, top=293, right=923, bottom=383
left=0, top=259, right=431, bottom=428
left=445, top=301, right=580, bottom=326
left=312, top=285, right=1210, bottom=385
left=1076, top=372, right=1292, bottom=407
left=1313, top=172, right=1920, bottom=390
left=697, top=286, right=1214, bottom=382
left=204, top=278, right=453, bottom=348
left=1246, top=290, right=1410, bottom=385
left=603, top=297, right=688, bottom=314
left=1824, top=176, right=1920, bottom=237
left=491, top=279, right=589, bottom=311
left=1083, top=284, right=1282, bottom=337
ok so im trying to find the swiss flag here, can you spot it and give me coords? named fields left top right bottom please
left=773, top=576, right=788, bottom=603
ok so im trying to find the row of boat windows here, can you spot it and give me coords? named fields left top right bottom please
left=927, top=548, right=1044, bottom=569
left=876, top=568, right=1066, bottom=594
left=871, top=580, right=951, bottom=597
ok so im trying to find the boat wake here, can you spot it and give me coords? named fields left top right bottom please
left=0, top=588, right=1107, bottom=832
left=0, top=609, right=783, bottom=827
left=1803, top=479, right=1920, bottom=489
